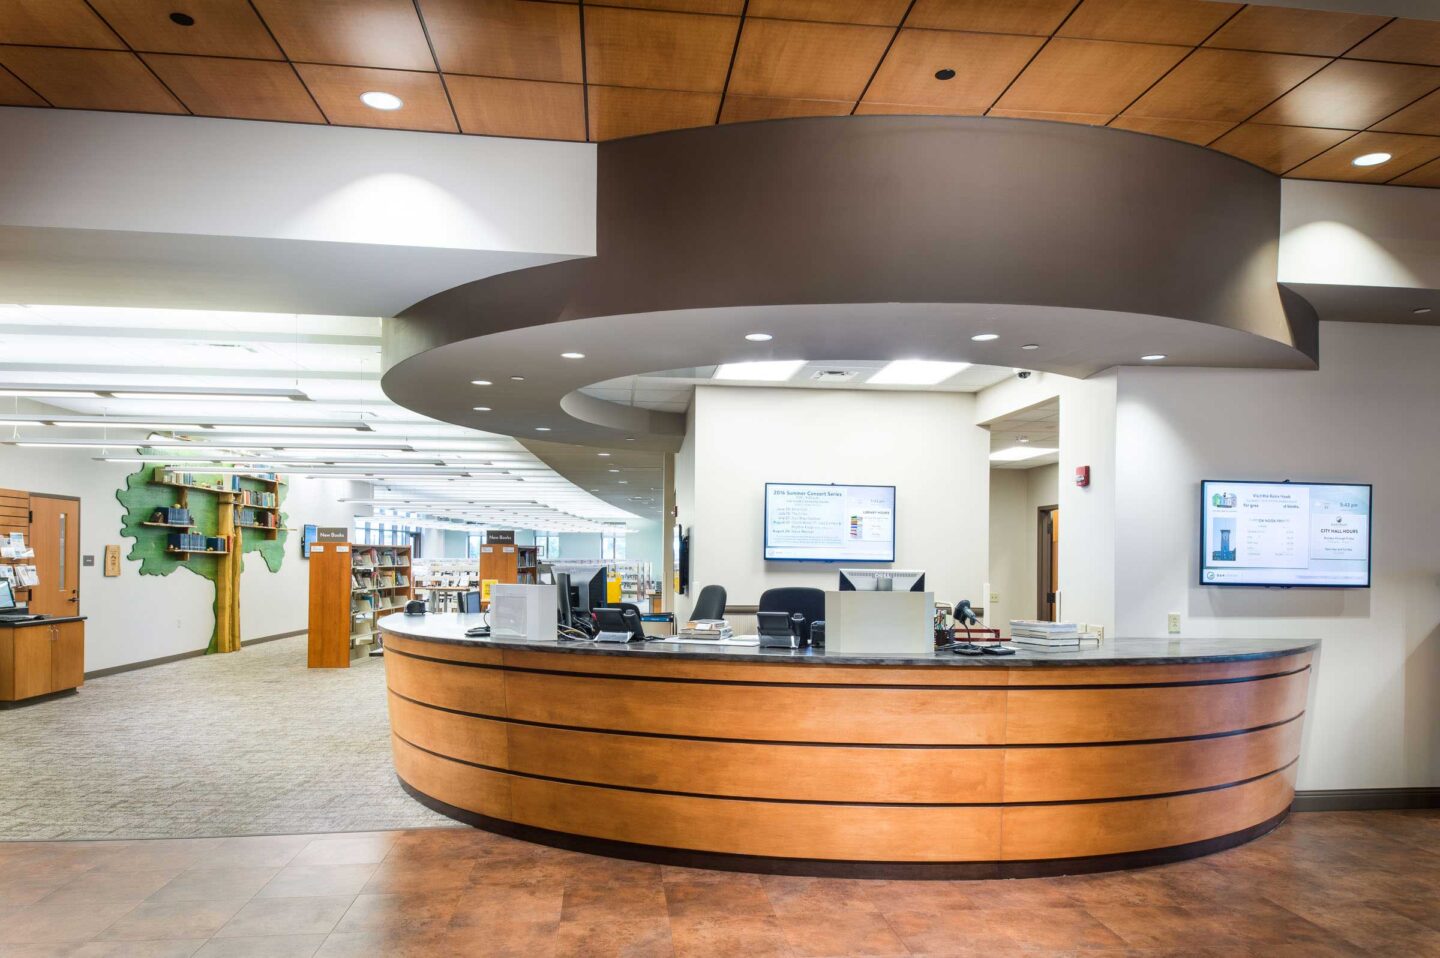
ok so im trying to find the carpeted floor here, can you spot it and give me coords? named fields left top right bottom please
left=0, top=636, right=448, bottom=840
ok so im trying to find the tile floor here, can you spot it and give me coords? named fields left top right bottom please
left=0, top=810, right=1437, bottom=957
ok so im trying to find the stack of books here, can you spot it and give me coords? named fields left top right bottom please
left=677, top=619, right=733, bottom=640
left=1009, top=620, right=1100, bottom=651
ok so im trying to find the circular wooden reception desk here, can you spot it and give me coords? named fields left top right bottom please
left=379, top=615, right=1315, bottom=879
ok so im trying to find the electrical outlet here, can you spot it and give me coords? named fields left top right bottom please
left=1167, top=613, right=1181, bottom=635
left=990, top=592, right=999, bottom=604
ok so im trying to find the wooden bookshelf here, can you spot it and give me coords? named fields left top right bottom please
left=478, top=543, right=540, bottom=601
left=308, top=542, right=411, bottom=668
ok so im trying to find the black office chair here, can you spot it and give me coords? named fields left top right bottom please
left=614, top=601, right=647, bottom=641
left=461, top=591, right=482, bottom=614
left=691, top=584, right=727, bottom=621
left=758, top=587, right=826, bottom=646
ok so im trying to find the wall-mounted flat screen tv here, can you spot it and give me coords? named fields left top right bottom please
left=764, top=482, right=896, bottom=563
left=1200, top=480, right=1372, bottom=588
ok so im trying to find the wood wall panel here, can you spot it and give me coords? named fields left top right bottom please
left=142, top=55, right=325, bottom=123
left=251, top=0, right=437, bottom=71
left=0, top=0, right=124, bottom=49
left=1210, top=123, right=1352, bottom=173
left=748, top=0, right=911, bottom=27
left=383, top=648, right=509, bottom=713
left=0, top=65, right=42, bottom=105
left=385, top=633, right=504, bottom=666
left=1003, top=719, right=1302, bottom=802
left=1057, top=0, right=1240, bottom=46
left=1345, top=18, right=1440, bottom=68
left=1000, top=764, right=1297, bottom=860
left=390, top=692, right=1006, bottom=803
left=993, top=38, right=1189, bottom=117
left=719, top=94, right=852, bottom=123
left=728, top=18, right=892, bottom=101
left=906, top=0, right=1075, bottom=36
left=506, top=770, right=1005, bottom=861
left=392, top=734, right=513, bottom=821
left=583, top=7, right=739, bottom=94
left=418, top=0, right=583, bottom=83
left=1004, top=669, right=1309, bottom=744
left=498, top=669, right=1009, bottom=744
left=1203, top=6, right=1388, bottom=57
left=0, top=47, right=185, bottom=113
left=1374, top=89, right=1440, bottom=136
left=1252, top=59, right=1440, bottom=131
left=1123, top=48, right=1326, bottom=122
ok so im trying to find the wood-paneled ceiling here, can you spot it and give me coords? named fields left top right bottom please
left=1, top=0, right=1439, bottom=187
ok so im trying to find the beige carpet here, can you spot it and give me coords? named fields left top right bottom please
left=0, top=636, right=448, bottom=840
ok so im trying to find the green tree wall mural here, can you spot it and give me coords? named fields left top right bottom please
left=116, top=454, right=289, bottom=654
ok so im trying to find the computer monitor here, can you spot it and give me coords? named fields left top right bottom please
left=556, top=565, right=607, bottom=611
left=554, top=571, right=572, bottom=627
left=0, top=580, right=14, bottom=611
left=838, top=569, right=926, bottom=592
left=537, top=564, right=554, bottom=585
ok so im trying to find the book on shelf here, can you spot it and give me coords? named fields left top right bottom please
left=1011, top=636, right=1101, bottom=651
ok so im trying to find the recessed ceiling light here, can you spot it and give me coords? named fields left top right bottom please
left=935, top=68, right=956, bottom=80
left=713, top=360, right=807, bottom=382
left=990, top=446, right=1057, bottom=462
left=510, top=376, right=525, bottom=382
left=1141, top=354, right=1166, bottom=362
left=1414, top=307, right=1433, bottom=315
left=535, top=427, right=551, bottom=432
left=169, top=12, right=195, bottom=26
left=597, top=452, right=611, bottom=457
left=360, top=91, right=403, bottom=111
left=1351, top=152, right=1391, bottom=167
left=868, top=360, right=971, bottom=385
left=625, top=436, right=636, bottom=441
left=971, top=333, right=999, bottom=342
left=1021, top=343, right=1040, bottom=350
left=472, top=406, right=491, bottom=412
left=745, top=332, right=773, bottom=342
left=618, top=480, right=628, bottom=484
left=608, top=468, right=620, bottom=473
left=1018, top=436, right=1030, bottom=444
left=471, top=379, right=492, bottom=386
left=561, top=352, right=585, bottom=359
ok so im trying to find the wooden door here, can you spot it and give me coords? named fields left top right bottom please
left=12, top=628, right=53, bottom=699
left=29, top=495, right=80, bottom=617
left=1037, top=506, right=1059, bottom=621
left=51, top=620, right=85, bottom=690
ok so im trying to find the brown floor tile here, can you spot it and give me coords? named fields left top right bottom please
left=95, top=900, right=248, bottom=942
left=563, top=883, right=670, bottom=923
left=147, top=866, right=279, bottom=903
left=448, top=917, right=561, bottom=958
left=194, top=937, right=326, bottom=958
left=331, top=890, right=464, bottom=937
left=664, top=876, right=771, bottom=920
left=88, top=842, right=223, bottom=874
left=0, top=900, right=140, bottom=944
left=316, top=929, right=501, bottom=958
left=291, top=836, right=399, bottom=868
left=669, top=915, right=794, bottom=958
left=450, top=884, right=564, bottom=928
left=976, top=906, right=1127, bottom=951
left=42, top=869, right=190, bottom=905
left=255, top=865, right=379, bottom=900
left=69, top=942, right=209, bottom=957
left=761, top=876, right=878, bottom=916
left=554, top=916, right=673, bottom=958
left=1276, top=898, right=1440, bottom=953
left=379, top=830, right=488, bottom=864
left=361, top=859, right=476, bottom=895
left=204, top=836, right=312, bottom=869
left=884, top=906, right=1022, bottom=954
left=212, top=896, right=352, bottom=939
left=775, top=909, right=909, bottom=956
left=0, top=883, right=63, bottom=908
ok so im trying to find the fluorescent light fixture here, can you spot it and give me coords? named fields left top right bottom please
left=1021, top=343, right=1040, bottom=351
left=561, top=352, right=585, bottom=359
left=745, top=333, right=773, bottom=342
left=360, top=91, right=403, bottom=111
left=970, top=333, right=999, bottom=342
left=183, top=424, right=372, bottom=435
left=0, top=386, right=307, bottom=401
left=535, top=427, right=551, bottom=432
left=472, top=406, right=491, bottom=412
left=0, top=389, right=101, bottom=398
left=1352, top=152, right=1391, bottom=167
left=55, top=420, right=215, bottom=431
left=989, top=446, right=1057, bottom=462
left=713, top=360, right=806, bottom=382
left=597, top=452, right=610, bottom=457
left=868, top=360, right=971, bottom=385
left=471, top=380, right=492, bottom=386
left=1141, top=354, right=1166, bottom=362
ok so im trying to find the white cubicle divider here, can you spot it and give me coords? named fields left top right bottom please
left=824, top=590, right=934, bottom=655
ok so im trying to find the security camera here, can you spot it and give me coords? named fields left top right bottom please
left=1015, top=369, right=1033, bottom=380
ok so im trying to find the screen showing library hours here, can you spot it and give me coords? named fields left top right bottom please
left=1200, top=480, right=1372, bottom=588
left=764, top=483, right=896, bottom=563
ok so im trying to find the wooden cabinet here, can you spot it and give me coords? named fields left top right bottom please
left=0, top=619, right=86, bottom=703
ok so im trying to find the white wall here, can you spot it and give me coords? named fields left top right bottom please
left=1112, top=322, right=1440, bottom=790
left=987, top=464, right=1060, bottom=628
left=682, top=386, right=990, bottom=610
left=0, top=444, right=360, bottom=672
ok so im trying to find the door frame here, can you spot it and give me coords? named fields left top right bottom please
left=1036, top=504, right=1059, bottom=621
left=28, top=492, right=81, bottom=617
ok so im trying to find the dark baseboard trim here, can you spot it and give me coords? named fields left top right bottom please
left=0, top=689, right=78, bottom=710
left=84, top=629, right=306, bottom=679
left=1294, top=788, right=1440, bottom=812
left=398, top=778, right=1290, bottom=880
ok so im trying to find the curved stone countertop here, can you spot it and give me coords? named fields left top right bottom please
left=378, top=613, right=1316, bottom=668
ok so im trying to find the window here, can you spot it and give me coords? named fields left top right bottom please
left=467, top=534, right=484, bottom=559
left=538, top=534, right=560, bottom=559
left=602, top=532, right=626, bottom=561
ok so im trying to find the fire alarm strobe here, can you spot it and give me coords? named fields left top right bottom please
left=1075, top=466, right=1090, bottom=487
